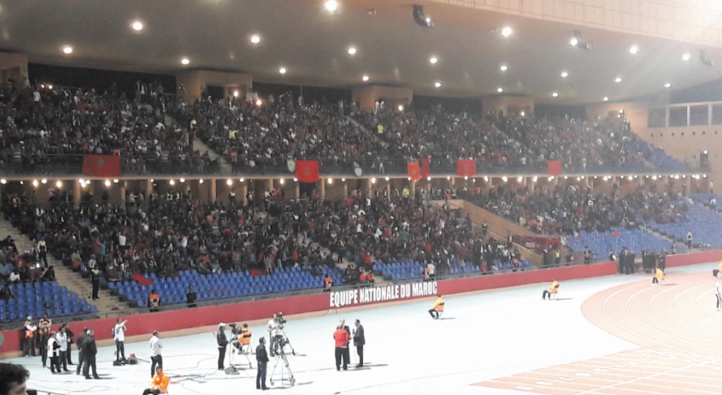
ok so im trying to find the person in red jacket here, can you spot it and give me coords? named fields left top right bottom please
left=333, top=325, right=351, bottom=371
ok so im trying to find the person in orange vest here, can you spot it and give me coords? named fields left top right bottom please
left=323, top=274, right=334, bottom=292
left=23, top=316, right=37, bottom=357
left=428, top=295, right=444, bottom=320
left=423, top=265, right=430, bottom=281
left=359, top=271, right=367, bottom=285
left=333, top=325, right=351, bottom=371
left=366, top=272, right=375, bottom=285
left=542, top=279, right=560, bottom=300
left=142, top=366, right=170, bottom=395
left=239, top=323, right=252, bottom=354
left=652, top=267, right=665, bottom=286
left=147, top=290, right=161, bottom=312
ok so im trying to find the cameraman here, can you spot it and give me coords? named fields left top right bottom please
left=266, top=314, right=280, bottom=357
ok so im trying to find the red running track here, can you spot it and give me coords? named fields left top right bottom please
left=474, top=271, right=722, bottom=394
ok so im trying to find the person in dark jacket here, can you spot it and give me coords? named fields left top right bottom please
left=353, top=319, right=365, bottom=368
left=217, top=323, right=228, bottom=370
left=75, top=327, right=89, bottom=376
left=186, top=286, right=197, bottom=308
left=255, top=337, right=269, bottom=390
left=83, top=330, right=100, bottom=379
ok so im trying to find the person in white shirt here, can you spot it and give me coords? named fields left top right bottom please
left=48, top=331, right=61, bottom=374
left=57, top=326, right=70, bottom=372
left=113, top=319, right=127, bottom=362
left=9, top=270, right=20, bottom=283
left=427, top=262, right=436, bottom=279
left=149, top=331, right=162, bottom=377
left=267, top=314, right=280, bottom=357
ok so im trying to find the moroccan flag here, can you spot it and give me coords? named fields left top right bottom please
left=407, top=161, right=421, bottom=181
left=456, top=159, right=476, bottom=177
left=547, top=160, right=562, bottom=176
left=82, top=155, right=121, bottom=177
left=132, top=272, right=154, bottom=286
left=295, top=160, right=320, bottom=183
left=421, top=158, right=431, bottom=178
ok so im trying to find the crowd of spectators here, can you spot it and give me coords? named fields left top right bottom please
left=1, top=179, right=532, bottom=292
left=0, top=80, right=690, bottom=178
left=355, top=106, right=527, bottom=173
left=491, top=113, right=687, bottom=173
left=461, top=184, right=689, bottom=236
left=0, top=82, right=216, bottom=176
left=173, top=94, right=387, bottom=175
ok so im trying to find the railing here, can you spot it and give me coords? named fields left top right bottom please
left=0, top=154, right=701, bottom=178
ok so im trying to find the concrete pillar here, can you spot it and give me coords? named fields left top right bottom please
left=319, top=179, right=326, bottom=200
left=73, top=180, right=82, bottom=208
left=241, top=182, right=248, bottom=205
left=120, top=181, right=127, bottom=206
left=176, top=70, right=252, bottom=103
left=210, top=179, right=217, bottom=201
left=351, top=85, right=413, bottom=111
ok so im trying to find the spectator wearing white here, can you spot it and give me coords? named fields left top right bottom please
left=118, top=233, right=126, bottom=251
left=113, top=319, right=127, bottom=362
left=57, top=326, right=70, bottom=372
left=427, top=262, right=436, bottom=279
left=149, top=331, right=162, bottom=377
left=267, top=314, right=280, bottom=357
left=9, top=270, right=20, bottom=283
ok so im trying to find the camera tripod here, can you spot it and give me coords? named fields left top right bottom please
left=269, top=348, right=295, bottom=387
left=228, top=340, right=253, bottom=370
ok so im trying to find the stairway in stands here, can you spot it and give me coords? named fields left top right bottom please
left=0, top=217, right=125, bottom=315
left=163, top=112, right=233, bottom=174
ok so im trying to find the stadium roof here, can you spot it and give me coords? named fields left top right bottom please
left=4, top=0, right=722, bottom=104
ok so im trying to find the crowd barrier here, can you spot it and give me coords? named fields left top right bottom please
left=2, top=249, right=720, bottom=355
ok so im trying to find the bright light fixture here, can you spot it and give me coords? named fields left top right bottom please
left=104, top=180, right=111, bottom=187
left=398, top=105, right=404, bottom=111
left=226, top=179, right=232, bottom=186
left=629, top=45, right=639, bottom=55
left=569, top=37, right=578, bottom=46
left=255, top=99, right=263, bottom=106
left=62, top=46, right=73, bottom=54
left=233, top=90, right=239, bottom=98
left=179, top=177, right=185, bottom=183
left=279, top=67, right=287, bottom=74
left=497, top=87, right=503, bottom=93
left=603, top=96, right=609, bottom=101
left=131, top=21, right=144, bottom=31
left=682, top=52, right=691, bottom=61
left=429, top=56, right=438, bottom=64
left=362, top=75, right=369, bottom=82
left=500, top=26, right=513, bottom=37
left=325, top=0, right=338, bottom=12
left=614, top=76, right=622, bottom=83
left=347, top=46, right=357, bottom=55
left=552, top=92, right=559, bottom=97
left=664, top=82, right=671, bottom=88
left=41, top=178, right=47, bottom=184
left=0, top=179, right=5, bottom=184
left=180, top=57, right=190, bottom=65
left=250, top=34, right=261, bottom=44
left=500, top=64, right=508, bottom=72
left=434, top=81, right=441, bottom=88
left=560, top=71, right=568, bottom=78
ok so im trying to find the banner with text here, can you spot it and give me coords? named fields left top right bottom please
left=329, top=281, right=438, bottom=308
